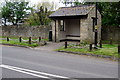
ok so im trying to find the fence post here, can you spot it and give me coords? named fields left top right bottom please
left=7, top=37, right=9, bottom=42
left=89, top=44, right=92, bottom=51
left=65, top=41, right=67, bottom=49
left=110, top=38, right=113, bottom=45
left=100, top=40, right=102, bottom=48
left=29, top=37, right=31, bottom=44
left=39, top=37, right=41, bottom=42
left=19, top=37, right=22, bottom=43
left=118, top=44, right=120, bottom=54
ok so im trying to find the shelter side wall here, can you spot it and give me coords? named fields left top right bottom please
left=87, top=7, right=101, bottom=43
left=52, top=21, right=55, bottom=42
left=97, top=9, right=102, bottom=43
left=52, top=20, right=61, bottom=42
left=59, top=20, right=67, bottom=40
left=80, top=18, right=89, bottom=42
left=52, top=20, right=67, bottom=42
left=56, top=20, right=61, bottom=42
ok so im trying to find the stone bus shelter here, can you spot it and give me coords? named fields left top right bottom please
left=49, top=5, right=101, bottom=44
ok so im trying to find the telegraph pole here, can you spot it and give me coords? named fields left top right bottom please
left=94, top=2, right=98, bottom=49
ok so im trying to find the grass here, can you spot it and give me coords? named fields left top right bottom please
left=0, top=40, right=38, bottom=47
left=0, top=36, right=49, bottom=47
left=102, top=40, right=118, bottom=44
left=56, top=44, right=118, bottom=58
left=0, top=36, right=48, bottom=41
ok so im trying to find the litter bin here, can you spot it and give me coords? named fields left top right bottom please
left=49, top=30, right=52, bottom=41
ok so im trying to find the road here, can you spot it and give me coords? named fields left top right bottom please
left=0, top=45, right=118, bottom=79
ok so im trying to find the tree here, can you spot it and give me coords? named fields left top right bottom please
left=36, top=6, right=51, bottom=25
left=26, top=1, right=56, bottom=26
left=60, top=0, right=82, bottom=6
left=99, top=2, right=120, bottom=26
left=1, top=1, right=31, bottom=25
left=1, top=4, right=11, bottom=26
left=36, top=1, right=56, bottom=25
left=60, top=0, right=120, bottom=26
left=26, top=7, right=40, bottom=26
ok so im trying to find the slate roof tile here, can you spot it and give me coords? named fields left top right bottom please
left=49, top=5, right=95, bottom=17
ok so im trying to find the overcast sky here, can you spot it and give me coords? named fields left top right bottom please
left=29, top=0, right=65, bottom=8
left=29, top=0, right=84, bottom=9
left=1, top=0, right=82, bottom=10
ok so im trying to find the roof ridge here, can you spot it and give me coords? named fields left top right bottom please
left=60, top=4, right=95, bottom=9
left=49, top=4, right=96, bottom=18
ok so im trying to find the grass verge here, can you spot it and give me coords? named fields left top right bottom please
left=0, top=36, right=48, bottom=48
left=0, top=40, right=38, bottom=47
left=56, top=44, right=118, bottom=58
left=0, top=36, right=48, bottom=41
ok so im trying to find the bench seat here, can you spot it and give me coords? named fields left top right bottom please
left=60, top=35, right=80, bottom=42
left=60, top=39, right=80, bottom=42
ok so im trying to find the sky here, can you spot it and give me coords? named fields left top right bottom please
left=29, top=0, right=65, bottom=9
left=0, top=0, right=65, bottom=10
left=29, top=0, right=83, bottom=9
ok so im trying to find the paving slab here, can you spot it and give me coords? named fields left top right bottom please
left=34, top=42, right=64, bottom=51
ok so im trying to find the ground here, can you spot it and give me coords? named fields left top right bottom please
left=34, top=42, right=64, bottom=51
left=1, top=45, right=118, bottom=79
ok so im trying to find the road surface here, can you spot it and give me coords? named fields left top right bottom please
left=0, top=45, right=118, bottom=79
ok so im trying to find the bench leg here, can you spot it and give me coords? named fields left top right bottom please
left=65, top=41, right=67, bottom=49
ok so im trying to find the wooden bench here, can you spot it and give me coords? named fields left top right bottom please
left=60, top=35, right=80, bottom=42
left=60, top=35, right=80, bottom=48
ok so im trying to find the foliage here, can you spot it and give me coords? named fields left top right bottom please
left=60, top=0, right=82, bottom=6
left=26, top=1, right=56, bottom=26
left=1, top=1, right=31, bottom=25
left=60, top=0, right=120, bottom=26
left=98, top=2, right=120, bottom=26
left=1, top=3, right=12, bottom=26
left=25, top=8, right=40, bottom=26
left=37, top=6, right=51, bottom=25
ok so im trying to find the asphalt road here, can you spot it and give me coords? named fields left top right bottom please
left=0, top=45, right=118, bottom=79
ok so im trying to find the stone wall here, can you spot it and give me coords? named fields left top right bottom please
left=80, top=18, right=89, bottom=42
left=101, top=26, right=120, bottom=42
left=80, top=7, right=101, bottom=43
left=1, top=25, right=52, bottom=38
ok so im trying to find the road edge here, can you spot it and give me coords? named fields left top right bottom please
left=58, top=50, right=119, bottom=61
left=0, top=43, right=31, bottom=49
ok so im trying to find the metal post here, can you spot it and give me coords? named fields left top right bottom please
left=19, top=37, right=22, bottom=43
left=89, top=44, right=92, bottom=51
left=94, top=2, right=98, bottom=49
left=65, top=41, right=67, bottom=48
left=29, top=37, right=31, bottom=44
left=7, top=37, right=9, bottom=42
